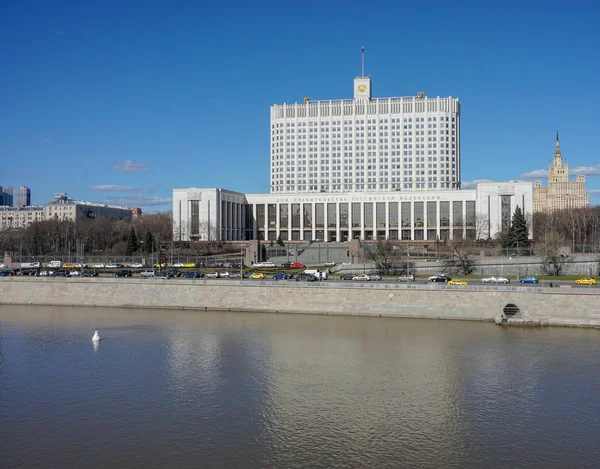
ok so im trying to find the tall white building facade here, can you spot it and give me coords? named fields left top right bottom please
left=270, top=75, right=460, bottom=193
left=17, top=186, right=31, bottom=207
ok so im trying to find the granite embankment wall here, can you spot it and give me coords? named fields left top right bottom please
left=1, top=277, right=599, bottom=327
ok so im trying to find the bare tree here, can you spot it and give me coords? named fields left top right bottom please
left=443, top=240, right=476, bottom=275
left=535, top=232, right=568, bottom=276
left=360, top=239, right=407, bottom=275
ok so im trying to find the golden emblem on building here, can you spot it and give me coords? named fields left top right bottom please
left=358, top=84, right=366, bottom=93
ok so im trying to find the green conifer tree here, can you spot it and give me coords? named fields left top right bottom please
left=142, top=231, right=155, bottom=254
left=125, top=227, right=140, bottom=256
left=503, top=206, right=529, bottom=251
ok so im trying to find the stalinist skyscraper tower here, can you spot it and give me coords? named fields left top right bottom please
left=533, top=133, right=590, bottom=212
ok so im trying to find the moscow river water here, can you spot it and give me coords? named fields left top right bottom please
left=1, top=305, right=600, bottom=469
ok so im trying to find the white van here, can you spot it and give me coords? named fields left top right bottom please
left=47, top=260, right=62, bottom=268
left=303, top=269, right=328, bottom=280
left=21, top=262, right=41, bottom=268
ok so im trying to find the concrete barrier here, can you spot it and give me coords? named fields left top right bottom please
left=1, top=277, right=599, bottom=328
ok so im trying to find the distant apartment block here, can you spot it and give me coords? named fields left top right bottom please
left=0, top=193, right=135, bottom=231
left=533, top=135, right=590, bottom=213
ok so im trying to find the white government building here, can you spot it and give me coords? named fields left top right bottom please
left=173, top=64, right=532, bottom=243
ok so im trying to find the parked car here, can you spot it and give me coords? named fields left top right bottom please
left=0, top=263, right=7, bottom=269
left=574, top=277, right=597, bottom=285
left=54, top=269, right=71, bottom=277
left=140, top=270, right=156, bottom=278
left=167, top=270, right=182, bottom=278
left=481, top=276, right=510, bottom=284
left=340, top=273, right=356, bottom=280
left=183, top=271, right=203, bottom=279
left=130, top=263, right=144, bottom=268
left=105, top=263, right=120, bottom=269
left=353, top=274, right=371, bottom=281
left=397, top=274, right=415, bottom=282
left=92, top=263, right=105, bottom=268
left=0, top=270, right=12, bottom=276
left=370, top=274, right=382, bottom=281
left=281, top=261, right=293, bottom=268
left=448, top=280, right=468, bottom=286
left=229, top=272, right=242, bottom=279
left=520, top=276, right=539, bottom=284
left=38, top=270, right=54, bottom=277
left=184, top=263, right=197, bottom=268
left=429, top=274, right=451, bottom=283
left=252, top=262, right=275, bottom=268
left=115, top=269, right=133, bottom=277
left=172, top=263, right=185, bottom=268
left=250, top=272, right=265, bottom=280
left=216, top=270, right=230, bottom=278
left=154, top=272, right=169, bottom=279
left=291, top=263, right=306, bottom=268
left=205, top=271, right=220, bottom=278
left=273, top=272, right=293, bottom=280
left=324, top=261, right=336, bottom=267
left=295, top=273, right=318, bottom=282
left=82, top=269, right=98, bottom=277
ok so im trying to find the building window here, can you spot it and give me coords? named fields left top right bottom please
left=501, top=195, right=511, bottom=232
left=280, top=204, right=289, bottom=229
left=291, top=204, right=300, bottom=228
left=352, top=202, right=361, bottom=228
left=401, top=202, right=411, bottom=228
left=414, top=202, right=424, bottom=228
left=315, top=203, right=324, bottom=229
left=440, top=201, right=450, bottom=227
left=340, top=203, right=348, bottom=228
left=363, top=203, right=373, bottom=228
left=389, top=202, right=398, bottom=228
left=256, top=205, right=265, bottom=230
left=303, top=204, right=312, bottom=228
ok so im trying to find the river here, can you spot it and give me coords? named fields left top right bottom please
left=1, top=305, right=599, bottom=468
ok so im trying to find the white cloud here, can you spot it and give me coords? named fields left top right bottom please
left=89, top=185, right=154, bottom=193
left=112, top=160, right=151, bottom=173
left=461, top=179, right=494, bottom=189
left=103, top=196, right=172, bottom=207
left=571, top=165, right=600, bottom=178
left=519, top=169, right=548, bottom=180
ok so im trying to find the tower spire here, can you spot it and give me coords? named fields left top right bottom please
left=361, top=45, right=365, bottom=77
left=555, top=130, right=560, bottom=153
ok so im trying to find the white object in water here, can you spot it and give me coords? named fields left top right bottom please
left=92, top=331, right=101, bottom=342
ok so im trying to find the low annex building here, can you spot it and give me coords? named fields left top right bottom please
left=172, top=182, right=533, bottom=243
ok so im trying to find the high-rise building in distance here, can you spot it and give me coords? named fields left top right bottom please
left=270, top=72, right=460, bottom=193
left=533, top=134, right=590, bottom=212
left=1, top=186, right=14, bottom=207
left=17, top=186, right=31, bottom=207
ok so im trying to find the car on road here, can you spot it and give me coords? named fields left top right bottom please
left=172, top=263, right=185, bottom=268
left=291, top=262, right=306, bottom=268
left=397, top=274, right=415, bottom=282
left=324, top=261, right=336, bottom=267
left=520, top=276, right=539, bottom=284
left=205, top=271, right=220, bottom=278
left=281, top=262, right=293, bottom=268
left=130, top=263, right=144, bottom=268
left=54, top=269, right=71, bottom=277
left=115, top=269, right=133, bottom=277
left=167, top=270, right=183, bottom=278
left=0, top=264, right=7, bottom=269
left=250, top=272, right=265, bottom=280
left=353, top=274, right=371, bottom=281
left=370, top=274, right=382, bottom=281
left=184, top=263, right=197, bottom=268
left=154, top=272, right=169, bottom=279
left=229, top=272, right=242, bottom=279
left=429, top=274, right=451, bottom=283
left=481, top=276, right=510, bottom=284
left=70, top=270, right=82, bottom=276
left=340, top=273, right=357, bottom=280
left=0, top=270, right=12, bottom=276
left=447, top=280, right=468, bottom=286
left=574, top=277, right=597, bottom=285
left=216, top=270, right=230, bottom=278
left=252, top=262, right=275, bottom=268
left=140, top=270, right=156, bottom=278
left=295, top=273, right=318, bottom=282
left=92, top=263, right=105, bottom=268
left=38, top=270, right=54, bottom=277
left=272, top=272, right=293, bottom=280
left=82, top=269, right=98, bottom=277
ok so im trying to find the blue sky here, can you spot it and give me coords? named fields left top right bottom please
left=1, top=0, right=599, bottom=212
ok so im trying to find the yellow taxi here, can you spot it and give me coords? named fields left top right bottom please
left=184, top=263, right=196, bottom=268
left=574, top=277, right=597, bottom=285
left=447, top=280, right=468, bottom=286
left=154, top=263, right=167, bottom=268
left=250, top=273, right=265, bottom=280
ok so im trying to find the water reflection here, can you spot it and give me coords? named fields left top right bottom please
left=1, top=305, right=600, bottom=469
